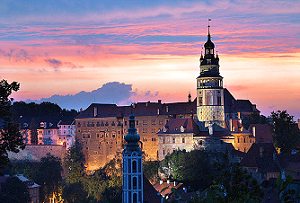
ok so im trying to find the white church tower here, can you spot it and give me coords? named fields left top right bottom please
left=197, top=21, right=225, bottom=128
left=122, top=114, right=143, bottom=203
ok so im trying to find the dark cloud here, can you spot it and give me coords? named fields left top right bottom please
left=27, top=82, right=133, bottom=110
left=44, top=58, right=83, bottom=71
left=0, top=49, right=32, bottom=62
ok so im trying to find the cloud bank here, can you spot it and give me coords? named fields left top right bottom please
left=27, top=82, right=133, bottom=110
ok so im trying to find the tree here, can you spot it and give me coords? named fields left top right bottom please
left=0, top=79, right=25, bottom=174
left=271, top=110, right=300, bottom=153
left=191, top=165, right=263, bottom=203
left=62, top=182, right=89, bottom=203
left=0, top=176, right=30, bottom=203
left=159, top=150, right=215, bottom=190
left=64, top=140, right=86, bottom=184
left=143, top=161, right=160, bottom=183
left=36, top=154, right=63, bottom=202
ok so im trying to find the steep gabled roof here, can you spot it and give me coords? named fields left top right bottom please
left=236, top=99, right=257, bottom=113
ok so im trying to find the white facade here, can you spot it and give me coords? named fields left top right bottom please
left=158, top=133, right=194, bottom=160
left=57, top=121, right=75, bottom=149
left=37, top=121, right=75, bottom=148
left=37, top=122, right=59, bottom=145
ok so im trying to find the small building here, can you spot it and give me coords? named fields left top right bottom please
left=15, top=174, right=40, bottom=203
left=57, top=120, right=75, bottom=149
left=158, top=118, right=197, bottom=160
left=240, top=143, right=280, bottom=183
left=37, top=122, right=59, bottom=145
left=153, top=180, right=184, bottom=200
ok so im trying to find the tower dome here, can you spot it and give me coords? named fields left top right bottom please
left=204, top=35, right=215, bottom=49
left=124, top=114, right=140, bottom=143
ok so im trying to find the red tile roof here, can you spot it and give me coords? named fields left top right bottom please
left=153, top=180, right=184, bottom=197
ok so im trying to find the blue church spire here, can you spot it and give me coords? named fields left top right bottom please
left=122, top=114, right=144, bottom=203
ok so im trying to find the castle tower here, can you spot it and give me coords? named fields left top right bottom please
left=197, top=21, right=225, bottom=127
left=122, top=114, right=143, bottom=203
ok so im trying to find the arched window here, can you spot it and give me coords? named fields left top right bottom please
left=206, top=92, right=213, bottom=105
left=133, top=193, right=137, bottom=203
left=132, top=160, right=137, bottom=173
left=133, top=177, right=137, bottom=189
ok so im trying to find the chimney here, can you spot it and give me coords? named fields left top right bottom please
left=93, top=107, right=97, bottom=117
left=252, top=126, right=256, bottom=137
left=188, top=93, right=191, bottom=102
left=167, top=180, right=170, bottom=184
left=159, top=180, right=163, bottom=185
left=166, top=106, right=169, bottom=113
left=157, top=108, right=160, bottom=115
left=173, top=181, right=176, bottom=187
left=158, top=100, right=162, bottom=104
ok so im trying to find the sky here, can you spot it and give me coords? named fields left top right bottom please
left=1, top=0, right=300, bottom=118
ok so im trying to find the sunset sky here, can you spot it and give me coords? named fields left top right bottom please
left=1, top=0, right=300, bottom=118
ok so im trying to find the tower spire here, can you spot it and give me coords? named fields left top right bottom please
left=208, top=19, right=211, bottom=38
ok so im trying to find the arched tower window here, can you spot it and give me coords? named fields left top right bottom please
left=133, top=176, right=137, bottom=189
left=133, top=193, right=137, bottom=203
left=132, top=160, right=137, bottom=173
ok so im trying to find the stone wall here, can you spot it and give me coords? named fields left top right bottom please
left=8, top=144, right=67, bottom=161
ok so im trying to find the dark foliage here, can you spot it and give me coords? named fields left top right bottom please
left=63, top=182, right=89, bottom=203
left=64, top=140, right=86, bottom=184
left=11, top=101, right=78, bottom=128
left=0, top=176, right=30, bottom=203
left=160, top=150, right=217, bottom=190
left=0, top=80, right=25, bottom=174
left=143, top=161, right=160, bottom=183
left=271, top=110, right=300, bottom=153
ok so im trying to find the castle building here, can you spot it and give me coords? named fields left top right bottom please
left=76, top=24, right=260, bottom=170
left=75, top=101, right=196, bottom=171
left=157, top=25, right=258, bottom=160
left=122, top=114, right=143, bottom=203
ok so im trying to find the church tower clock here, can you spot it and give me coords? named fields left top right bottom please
left=122, top=114, right=143, bottom=203
left=197, top=23, right=225, bottom=128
